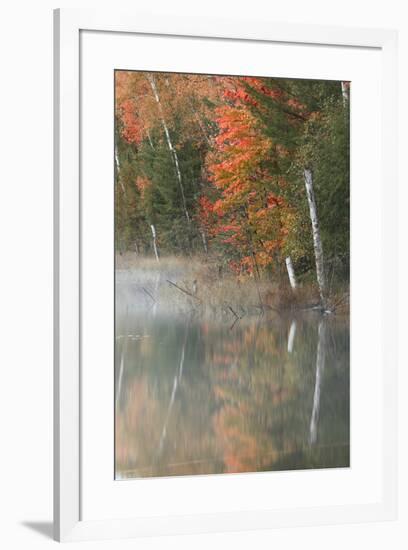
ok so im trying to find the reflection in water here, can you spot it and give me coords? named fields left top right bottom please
left=158, top=327, right=187, bottom=455
left=309, top=320, right=326, bottom=445
left=287, top=320, right=297, bottom=354
left=115, top=280, right=349, bottom=479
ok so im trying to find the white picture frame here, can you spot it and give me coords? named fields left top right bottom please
left=54, top=8, right=398, bottom=542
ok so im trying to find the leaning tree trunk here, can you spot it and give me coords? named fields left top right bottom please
left=304, top=168, right=327, bottom=310
left=285, top=256, right=297, bottom=290
left=146, top=74, right=190, bottom=224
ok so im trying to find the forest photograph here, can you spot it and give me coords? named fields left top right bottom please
left=114, top=70, right=350, bottom=479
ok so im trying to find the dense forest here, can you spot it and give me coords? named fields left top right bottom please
left=115, top=71, right=350, bottom=312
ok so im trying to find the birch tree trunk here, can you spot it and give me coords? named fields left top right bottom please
left=150, top=224, right=160, bottom=263
left=200, top=230, right=208, bottom=254
left=304, top=168, right=327, bottom=310
left=114, top=143, right=126, bottom=195
left=146, top=74, right=190, bottom=224
left=285, top=256, right=297, bottom=290
left=188, top=98, right=211, bottom=146
left=146, top=129, right=155, bottom=150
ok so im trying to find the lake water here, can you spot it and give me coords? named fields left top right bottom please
left=115, top=275, right=350, bottom=479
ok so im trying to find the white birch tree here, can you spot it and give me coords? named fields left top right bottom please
left=285, top=256, right=297, bottom=290
left=114, top=142, right=126, bottom=195
left=304, top=168, right=327, bottom=310
left=200, top=230, right=208, bottom=254
left=150, top=224, right=160, bottom=263
left=146, top=73, right=190, bottom=224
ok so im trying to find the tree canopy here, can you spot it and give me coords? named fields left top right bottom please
left=115, top=71, right=349, bottom=289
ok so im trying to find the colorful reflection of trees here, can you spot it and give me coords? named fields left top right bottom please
left=115, top=313, right=349, bottom=478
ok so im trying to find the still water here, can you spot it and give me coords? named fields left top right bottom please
left=115, top=277, right=349, bottom=479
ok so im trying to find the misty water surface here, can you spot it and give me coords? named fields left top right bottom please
left=115, top=271, right=349, bottom=479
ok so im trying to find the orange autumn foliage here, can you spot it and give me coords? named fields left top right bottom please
left=201, top=78, right=292, bottom=274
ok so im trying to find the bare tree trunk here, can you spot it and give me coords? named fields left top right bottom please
left=146, top=74, right=190, bottom=224
left=200, top=230, right=208, bottom=254
left=114, top=143, right=126, bottom=195
left=285, top=256, right=297, bottom=290
left=146, top=129, right=155, bottom=150
left=150, top=224, right=160, bottom=263
left=309, top=320, right=327, bottom=445
left=188, top=98, right=211, bottom=145
left=304, top=168, right=327, bottom=310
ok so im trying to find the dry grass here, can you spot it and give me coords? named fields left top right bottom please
left=116, top=252, right=189, bottom=273
left=116, top=253, right=349, bottom=317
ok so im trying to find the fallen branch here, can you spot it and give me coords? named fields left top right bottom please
left=166, top=279, right=202, bottom=302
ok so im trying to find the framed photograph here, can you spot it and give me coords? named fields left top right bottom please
left=54, top=8, right=398, bottom=542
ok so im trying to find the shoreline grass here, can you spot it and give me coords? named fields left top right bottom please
left=116, top=252, right=349, bottom=317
